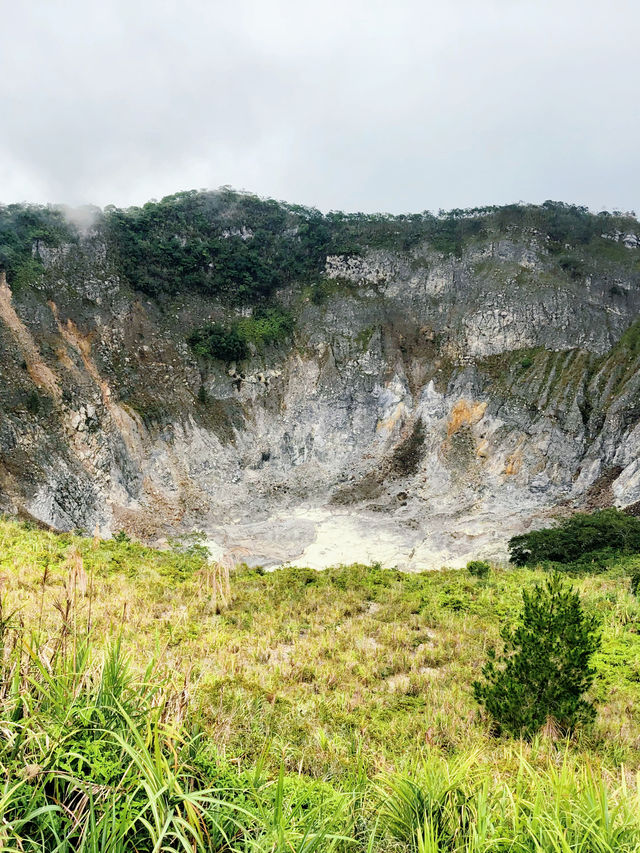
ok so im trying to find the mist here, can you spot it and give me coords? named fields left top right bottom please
left=1, top=0, right=639, bottom=214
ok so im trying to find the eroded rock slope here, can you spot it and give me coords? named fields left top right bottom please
left=1, top=197, right=639, bottom=567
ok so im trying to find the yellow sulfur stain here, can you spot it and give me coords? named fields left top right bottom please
left=476, top=438, right=489, bottom=458
left=376, top=401, right=408, bottom=435
left=446, top=399, right=487, bottom=436
left=504, top=450, right=522, bottom=475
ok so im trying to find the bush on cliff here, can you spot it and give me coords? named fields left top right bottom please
left=188, top=308, right=293, bottom=363
left=188, top=322, right=249, bottom=362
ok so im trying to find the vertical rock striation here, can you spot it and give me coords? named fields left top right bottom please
left=0, top=196, right=639, bottom=567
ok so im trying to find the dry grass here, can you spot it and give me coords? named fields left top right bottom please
left=1, top=517, right=640, bottom=784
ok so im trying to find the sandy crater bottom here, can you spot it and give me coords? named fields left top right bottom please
left=204, top=503, right=513, bottom=571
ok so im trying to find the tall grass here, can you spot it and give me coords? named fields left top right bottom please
left=374, top=754, right=640, bottom=852
left=3, top=616, right=640, bottom=851
left=0, top=613, right=351, bottom=851
left=1, top=518, right=640, bottom=850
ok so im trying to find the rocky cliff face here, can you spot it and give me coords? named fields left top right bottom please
left=1, top=200, right=639, bottom=568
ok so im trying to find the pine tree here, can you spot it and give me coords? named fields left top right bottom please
left=473, top=572, right=601, bottom=738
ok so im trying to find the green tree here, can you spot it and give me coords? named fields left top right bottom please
left=508, top=508, right=640, bottom=569
left=187, top=322, right=248, bottom=362
left=473, top=572, right=601, bottom=738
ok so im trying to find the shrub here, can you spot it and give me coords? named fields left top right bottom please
left=556, top=253, right=585, bottom=279
left=508, top=508, right=640, bottom=568
left=188, top=309, right=293, bottom=363
left=113, top=529, right=131, bottom=543
left=188, top=322, right=248, bottom=362
left=467, top=560, right=490, bottom=578
left=235, top=307, right=294, bottom=346
left=473, top=572, right=601, bottom=738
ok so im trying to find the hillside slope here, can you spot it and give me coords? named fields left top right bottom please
left=1, top=194, right=639, bottom=567
left=2, top=516, right=640, bottom=849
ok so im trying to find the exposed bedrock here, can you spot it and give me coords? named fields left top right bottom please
left=1, top=229, right=639, bottom=569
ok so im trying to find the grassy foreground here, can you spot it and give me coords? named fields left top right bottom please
left=1, top=517, right=640, bottom=850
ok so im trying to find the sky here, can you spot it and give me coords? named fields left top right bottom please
left=1, top=0, right=639, bottom=214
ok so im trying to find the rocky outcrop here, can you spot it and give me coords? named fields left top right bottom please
left=0, top=224, right=639, bottom=569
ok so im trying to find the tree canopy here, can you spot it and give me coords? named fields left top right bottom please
left=508, top=508, right=640, bottom=570
left=2, top=191, right=639, bottom=302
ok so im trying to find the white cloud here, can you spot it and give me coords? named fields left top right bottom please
left=1, top=0, right=638, bottom=212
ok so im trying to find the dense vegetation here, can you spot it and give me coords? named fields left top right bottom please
left=188, top=308, right=294, bottom=362
left=0, top=203, right=75, bottom=289
left=326, top=199, right=640, bottom=259
left=104, top=194, right=640, bottom=301
left=1, top=517, right=640, bottom=849
left=508, top=508, right=640, bottom=570
left=2, top=192, right=639, bottom=305
left=104, top=190, right=335, bottom=302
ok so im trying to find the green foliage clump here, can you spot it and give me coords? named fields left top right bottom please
left=467, top=559, right=490, bottom=578
left=106, top=189, right=333, bottom=301
left=630, top=567, right=640, bottom=597
left=0, top=203, right=75, bottom=286
left=113, top=529, right=131, bottom=543
left=508, top=508, right=640, bottom=569
left=473, top=572, right=601, bottom=738
left=235, top=308, right=294, bottom=346
left=519, top=354, right=534, bottom=370
left=188, top=322, right=249, bottom=362
left=188, top=308, right=294, bottom=362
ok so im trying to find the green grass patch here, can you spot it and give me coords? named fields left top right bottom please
left=2, top=518, right=640, bottom=849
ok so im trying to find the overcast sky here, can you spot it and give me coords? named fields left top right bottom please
left=1, top=0, right=639, bottom=214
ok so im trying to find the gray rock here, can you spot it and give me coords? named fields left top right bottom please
left=0, top=233, right=639, bottom=569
